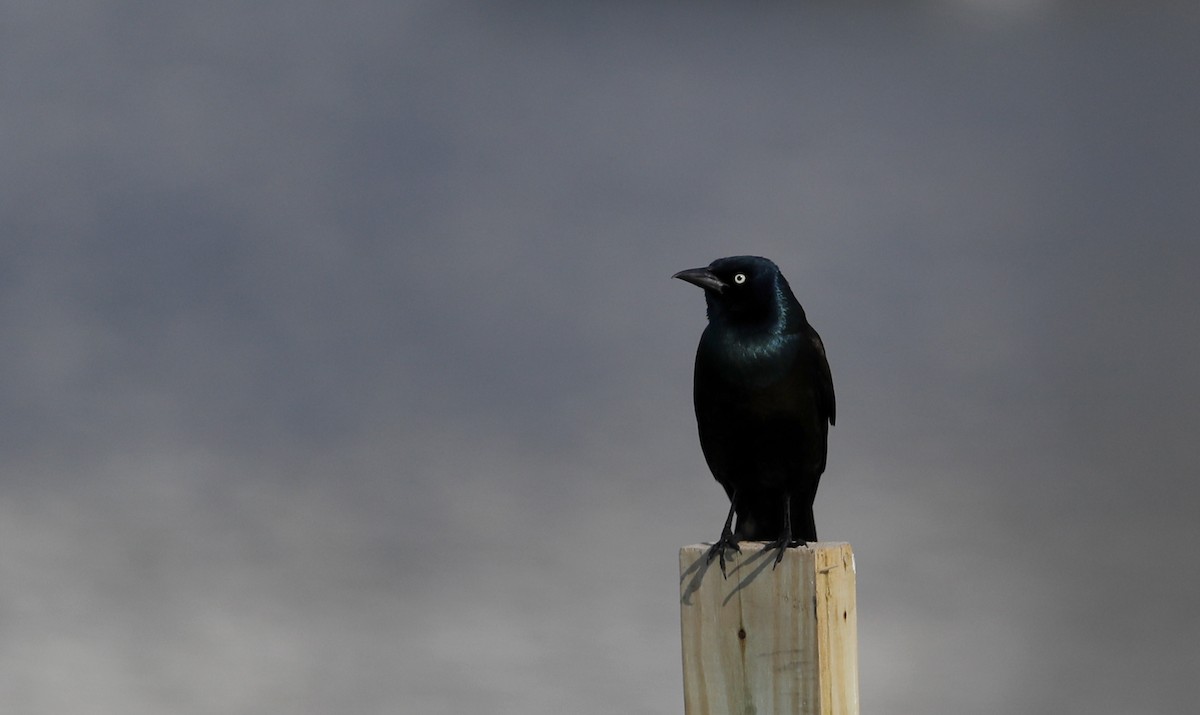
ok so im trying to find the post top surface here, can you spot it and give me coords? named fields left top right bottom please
left=680, top=541, right=851, bottom=553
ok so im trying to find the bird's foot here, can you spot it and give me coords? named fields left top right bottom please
left=765, top=536, right=805, bottom=569
left=705, top=535, right=740, bottom=578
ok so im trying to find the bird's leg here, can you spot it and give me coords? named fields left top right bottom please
left=705, top=493, right=740, bottom=578
left=767, top=495, right=793, bottom=569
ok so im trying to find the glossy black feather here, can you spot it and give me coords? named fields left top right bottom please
left=675, top=256, right=835, bottom=567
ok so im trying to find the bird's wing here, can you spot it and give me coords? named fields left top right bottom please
left=808, top=328, right=836, bottom=427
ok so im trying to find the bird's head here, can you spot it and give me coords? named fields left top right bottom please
left=673, top=255, right=799, bottom=330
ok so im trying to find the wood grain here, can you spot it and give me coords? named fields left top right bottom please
left=680, top=542, right=858, bottom=715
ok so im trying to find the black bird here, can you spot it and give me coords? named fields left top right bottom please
left=674, top=256, right=835, bottom=572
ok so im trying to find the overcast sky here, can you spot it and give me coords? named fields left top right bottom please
left=3, top=2, right=1199, bottom=714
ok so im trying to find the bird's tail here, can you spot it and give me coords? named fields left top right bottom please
left=790, top=495, right=817, bottom=543
left=733, top=491, right=818, bottom=543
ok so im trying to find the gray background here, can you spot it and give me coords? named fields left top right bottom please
left=4, top=2, right=1198, bottom=713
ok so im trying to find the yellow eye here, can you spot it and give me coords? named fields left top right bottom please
left=733, top=273, right=747, bottom=284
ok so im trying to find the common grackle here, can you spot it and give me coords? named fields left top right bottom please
left=674, top=256, right=835, bottom=573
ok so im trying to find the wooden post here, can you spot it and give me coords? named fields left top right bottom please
left=679, top=542, right=859, bottom=715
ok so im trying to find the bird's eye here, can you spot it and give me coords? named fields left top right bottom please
left=733, top=273, right=747, bottom=285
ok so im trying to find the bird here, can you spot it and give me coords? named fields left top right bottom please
left=674, top=256, right=835, bottom=574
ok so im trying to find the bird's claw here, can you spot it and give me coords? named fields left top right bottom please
left=767, top=537, right=804, bottom=569
left=705, top=537, right=740, bottom=578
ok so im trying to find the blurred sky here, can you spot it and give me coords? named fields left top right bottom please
left=3, top=2, right=1199, bottom=714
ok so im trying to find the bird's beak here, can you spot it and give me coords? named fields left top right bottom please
left=672, top=267, right=726, bottom=293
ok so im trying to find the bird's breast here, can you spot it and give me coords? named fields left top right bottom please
left=700, top=330, right=795, bottom=389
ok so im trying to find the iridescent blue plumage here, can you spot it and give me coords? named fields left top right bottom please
left=674, top=256, right=836, bottom=572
